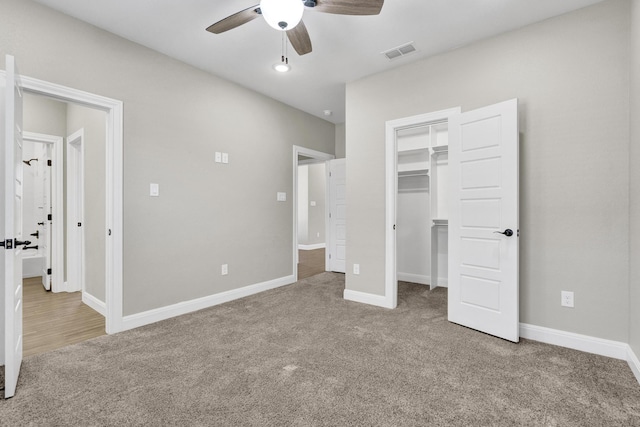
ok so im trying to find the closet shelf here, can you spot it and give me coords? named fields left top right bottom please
left=432, top=145, right=448, bottom=153
left=398, top=169, right=429, bottom=178
left=398, top=147, right=429, bottom=155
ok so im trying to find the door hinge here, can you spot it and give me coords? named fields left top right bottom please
left=48, top=214, right=52, bottom=221
left=329, top=213, right=332, bottom=218
left=47, top=268, right=52, bottom=275
left=47, top=159, right=52, bottom=167
left=329, top=172, right=332, bottom=177
left=78, top=222, right=82, bottom=227
left=329, top=253, right=331, bottom=259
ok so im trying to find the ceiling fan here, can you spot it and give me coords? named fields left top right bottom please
left=206, top=0, right=384, bottom=56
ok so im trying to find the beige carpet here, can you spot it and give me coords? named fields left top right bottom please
left=1, top=272, right=639, bottom=426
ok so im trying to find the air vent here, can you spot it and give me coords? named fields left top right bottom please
left=382, top=42, right=417, bottom=61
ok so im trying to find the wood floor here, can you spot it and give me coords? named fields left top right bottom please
left=297, top=248, right=326, bottom=280
left=23, top=277, right=105, bottom=357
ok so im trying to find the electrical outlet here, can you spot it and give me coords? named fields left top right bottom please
left=221, top=264, right=228, bottom=276
left=561, top=291, right=574, bottom=308
left=215, top=152, right=222, bottom=163
left=353, top=264, right=360, bottom=275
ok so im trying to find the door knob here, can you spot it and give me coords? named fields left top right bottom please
left=494, top=229, right=513, bottom=237
left=14, top=239, right=32, bottom=247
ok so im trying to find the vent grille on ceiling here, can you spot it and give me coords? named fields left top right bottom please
left=382, top=42, right=417, bottom=60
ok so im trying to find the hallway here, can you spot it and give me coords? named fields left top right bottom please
left=23, top=277, right=105, bottom=357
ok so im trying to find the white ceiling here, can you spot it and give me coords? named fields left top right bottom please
left=34, top=0, right=603, bottom=123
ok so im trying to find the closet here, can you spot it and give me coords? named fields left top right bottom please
left=396, top=121, right=448, bottom=289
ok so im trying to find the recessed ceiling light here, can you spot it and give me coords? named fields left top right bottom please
left=273, top=63, right=291, bottom=72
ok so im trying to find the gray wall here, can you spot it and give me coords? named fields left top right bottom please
left=1, top=0, right=335, bottom=316
left=630, top=0, right=640, bottom=356
left=307, top=163, right=326, bottom=245
left=345, top=0, right=630, bottom=342
left=335, top=123, right=346, bottom=159
left=297, top=163, right=326, bottom=246
left=297, top=165, right=309, bottom=244
left=67, top=104, right=107, bottom=302
left=24, top=94, right=67, bottom=136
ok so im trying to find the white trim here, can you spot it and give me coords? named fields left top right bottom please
left=82, top=292, right=106, bottom=317
left=120, top=275, right=295, bottom=332
left=628, top=346, right=640, bottom=385
left=384, top=108, right=461, bottom=311
left=5, top=71, right=125, bottom=335
left=397, top=272, right=429, bottom=285
left=519, top=323, right=628, bottom=360
left=23, top=132, right=63, bottom=293
left=66, top=129, right=84, bottom=294
left=298, top=243, right=325, bottom=250
left=343, top=289, right=395, bottom=309
left=292, top=146, right=334, bottom=282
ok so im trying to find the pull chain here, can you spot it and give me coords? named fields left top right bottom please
left=281, top=32, right=289, bottom=65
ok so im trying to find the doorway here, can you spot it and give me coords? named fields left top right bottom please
left=383, top=101, right=520, bottom=343
left=5, top=63, right=124, bottom=336
left=21, top=131, right=63, bottom=292
left=292, top=146, right=334, bottom=281
left=385, top=108, right=460, bottom=309
left=19, top=93, right=108, bottom=356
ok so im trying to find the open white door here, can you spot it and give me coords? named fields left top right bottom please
left=448, top=99, right=519, bottom=342
left=327, top=159, right=346, bottom=273
left=1, top=55, right=25, bottom=398
left=42, top=143, right=52, bottom=290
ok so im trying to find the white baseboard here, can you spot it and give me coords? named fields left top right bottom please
left=22, top=256, right=44, bottom=278
left=396, top=273, right=448, bottom=288
left=120, top=275, right=295, bottom=332
left=57, top=281, right=81, bottom=293
left=82, top=292, right=106, bottom=317
left=397, top=273, right=429, bottom=285
left=520, top=323, right=628, bottom=360
left=628, top=345, right=640, bottom=385
left=343, top=289, right=394, bottom=309
left=298, top=243, right=326, bottom=250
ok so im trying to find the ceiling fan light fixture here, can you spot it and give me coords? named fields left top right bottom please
left=260, top=0, right=304, bottom=31
left=273, top=63, right=291, bottom=72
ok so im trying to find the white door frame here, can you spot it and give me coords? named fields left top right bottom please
left=66, top=129, right=85, bottom=293
left=384, top=108, right=460, bottom=309
left=0, top=71, right=124, bottom=334
left=292, top=146, right=334, bottom=281
left=22, top=132, right=63, bottom=292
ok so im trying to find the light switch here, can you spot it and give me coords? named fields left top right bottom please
left=277, top=192, right=287, bottom=202
left=222, top=153, right=229, bottom=164
left=310, top=201, right=316, bottom=207
left=150, top=183, right=159, bottom=197
left=215, top=152, right=222, bottom=163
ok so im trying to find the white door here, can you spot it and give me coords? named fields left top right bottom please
left=448, top=99, right=519, bottom=342
left=66, top=130, right=84, bottom=293
left=1, top=55, right=25, bottom=398
left=328, top=159, right=346, bottom=273
left=42, top=144, right=52, bottom=290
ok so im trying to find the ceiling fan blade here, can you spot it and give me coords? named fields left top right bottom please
left=313, top=0, right=383, bottom=15
left=206, top=5, right=261, bottom=34
left=287, top=21, right=312, bottom=56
